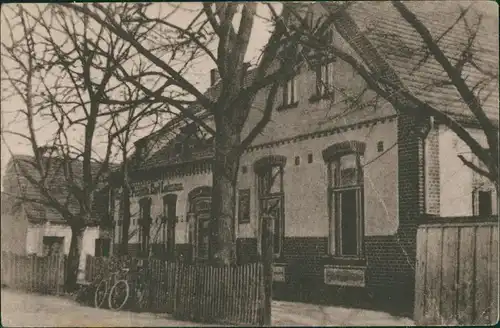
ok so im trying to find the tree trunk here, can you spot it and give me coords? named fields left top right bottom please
left=210, top=133, right=240, bottom=266
left=260, top=215, right=274, bottom=326
left=120, top=185, right=131, bottom=256
left=65, top=225, right=84, bottom=292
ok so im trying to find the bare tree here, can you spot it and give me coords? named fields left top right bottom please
left=0, top=4, right=171, bottom=290
left=61, top=3, right=313, bottom=265
left=110, top=93, right=177, bottom=256
left=293, top=1, right=498, bottom=190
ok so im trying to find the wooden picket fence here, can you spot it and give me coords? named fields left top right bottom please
left=85, top=256, right=264, bottom=325
left=174, top=261, right=263, bottom=325
left=1, top=251, right=66, bottom=295
left=85, top=255, right=177, bottom=314
left=414, top=216, right=498, bottom=325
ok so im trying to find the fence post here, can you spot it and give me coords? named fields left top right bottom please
left=260, top=215, right=273, bottom=326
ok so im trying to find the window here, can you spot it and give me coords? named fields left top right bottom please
left=163, top=194, right=177, bottom=258
left=377, top=141, right=384, bottom=153
left=308, top=153, right=313, bottom=163
left=306, top=9, right=314, bottom=28
left=20, top=183, right=27, bottom=194
left=43, top=236, right=64, bottom=257
left=323, top=141, right=365, bottom=258
left=479, top=191, right=492, bottom=216
left=316, top=61, right=334, bottom=98
left=283, top=76, right=297, bottom=106
left=258, top=165, right=284, bottom=196
left=95, top=238, right=111, bottom=257
left=238, top=189, right=251, bottom=224
left=295, top=156, right=300, bottom=166
left=138, top=198, right=152, bottom=256
left=255, top=156, right=286, bottom=257
left=473, top=190, right=493, bottom=216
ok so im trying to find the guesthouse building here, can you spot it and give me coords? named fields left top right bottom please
left=110, top=1, right=498, bottom=310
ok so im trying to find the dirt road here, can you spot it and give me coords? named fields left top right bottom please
left=1, top=288, right=414, bottom=327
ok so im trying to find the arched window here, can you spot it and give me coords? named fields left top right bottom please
left=254, top=155, right=286, bottom=257
left=322, top=141, right=365, bottom=258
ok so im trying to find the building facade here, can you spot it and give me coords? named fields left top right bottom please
left=110, top=1, right=498, bottom=311
left=1, top=153, right=112, bottom=281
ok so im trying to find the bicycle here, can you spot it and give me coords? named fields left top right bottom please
left=94, top=266, right=130, bottom=310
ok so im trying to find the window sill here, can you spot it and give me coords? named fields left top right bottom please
left=277, top=101, right=299, bottom=111
left=309, top=93, right=334, bottom=103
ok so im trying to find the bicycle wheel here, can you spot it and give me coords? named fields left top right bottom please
left=108, top=280, right=130, bottom=311
left=94, top=280, right=108, bottom=309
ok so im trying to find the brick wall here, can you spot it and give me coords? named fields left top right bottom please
left=237, top=114, right=424, bottom=312
left=393, top=114, right=425, bottom=306
left=234, top=234, right=417, bottom=313
left=425, top=125, right=440, bottom=215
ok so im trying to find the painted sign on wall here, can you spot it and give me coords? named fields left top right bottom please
left=273, top=265, right=286, bottom=282
left=324, top=265, right=366, bottom=287
left=162, top=183, right=183, bottom=193
left=126, top=180, right=184, bottom=198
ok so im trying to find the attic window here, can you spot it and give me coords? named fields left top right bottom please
left=310, top=60, right=335, bottom=102
left=306, top=9, right=314, bottom=28
left=284, top=77, right=297, bottom=105
left=377, top=141, right=384, bottom=153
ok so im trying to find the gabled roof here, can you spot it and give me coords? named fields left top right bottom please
left=347, top=0, right=498, bottom=120
left=3, top=154, right=112, bottom=224
left=135, top=1, right=498, bottom=173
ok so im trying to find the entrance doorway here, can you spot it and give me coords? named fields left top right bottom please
left=188, top=186, right=212, bottom=262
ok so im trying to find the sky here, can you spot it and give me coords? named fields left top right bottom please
left=0, top=3, right=275, bottom=189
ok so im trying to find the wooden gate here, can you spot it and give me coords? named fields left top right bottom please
left=414, top=216, right=498, bottom=325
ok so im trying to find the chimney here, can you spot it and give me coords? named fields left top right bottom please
left=210, top=68, right=220, bottom=86
left=37, top=145, right=58, bottom=157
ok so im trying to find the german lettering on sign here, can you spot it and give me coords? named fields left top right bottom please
left=324, top=266, right=366, bottom=287
left=162, top=182, right=183, bottom=193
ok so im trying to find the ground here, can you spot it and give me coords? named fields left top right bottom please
left=1, top=288, right=414, bottom=327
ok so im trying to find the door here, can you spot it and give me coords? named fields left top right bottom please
left=259, top=196, right=284, bottom=256
left=338, top=189, right=358, bottom=256
left=95, top=238, right=111, bottom=257
left=193, top=197, right=211, bottom=262
left=197, top=215, right=210, bottom=261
